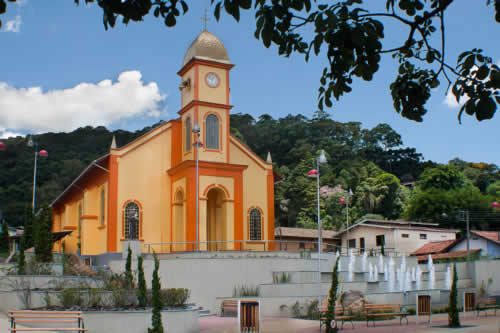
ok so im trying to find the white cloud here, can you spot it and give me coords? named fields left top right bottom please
left=444, top=88, right=469, bottom=109
left=0, top=128, right=24, bottom=139
left=3, top=15, right=21, bottom=33
left=0, top=71, right=167, bottom=133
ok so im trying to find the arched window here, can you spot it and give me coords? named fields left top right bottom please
left=205, top=114, right=219, bottom=149
left=124, top=202, right=140, bottom=240
left=249, top=208, right=262, bottom=241
left=100, top=188, right=106, bottom=226
left=185, top=117, right=191, bottom=151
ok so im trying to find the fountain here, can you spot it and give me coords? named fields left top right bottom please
left=388, top=257, right=395, bottom=292
left=384, top=263, right=388, bottom=281
left=348, top=251, right=356, bottom=281
left=427, top=255, right=435, bottom=290
left=416, top=265, right=422, bottom=290
left=368, top=263, right=374, bottom=281
left=411, top=266, right=416, bottom=281
left=405, top=269, right=412, bottom=291
left=374, top=263, right=378, bottom=282
left=445, top=265, right=452, bottom=290
left=362, top=251, right=368, bottom=272
left=400, top=255, right=407, bottom=273
left=378, top=254, right=384, bottom=273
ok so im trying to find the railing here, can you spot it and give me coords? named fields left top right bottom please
left=142, top=240, right=402, bottom=256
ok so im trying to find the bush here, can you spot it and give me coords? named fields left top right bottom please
left=232, top=285, right=260, bottom=297
left=57, top=288, right=83, bottom=308
left=160, top=288, right=190, bottom=307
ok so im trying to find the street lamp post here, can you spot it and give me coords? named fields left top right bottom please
left=307, top=149, right=327, bottom=315
left=192, top=122, right=202, bottom=252
left=28, top=136, right=48, bottom=214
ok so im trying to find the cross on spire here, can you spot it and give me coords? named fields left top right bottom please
left=201, top=7, right=209, bottom=31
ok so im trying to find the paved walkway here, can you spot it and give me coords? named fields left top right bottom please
left=0, top=312, right=498, bottom=332
left=200, top=313, right=500, bottom=333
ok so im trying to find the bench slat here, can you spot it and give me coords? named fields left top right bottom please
left=9, top=311, right=83, bottom=315
left=9, top=329, right=86, bottom=332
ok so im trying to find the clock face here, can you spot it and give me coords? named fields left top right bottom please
left=206, top=73, right=219, bottom=87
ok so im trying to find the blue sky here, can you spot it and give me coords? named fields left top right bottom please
left=0, top=1, right=499, bottom=166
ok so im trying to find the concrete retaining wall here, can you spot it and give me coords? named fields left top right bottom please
left=0, top=275, right=104, bottom=291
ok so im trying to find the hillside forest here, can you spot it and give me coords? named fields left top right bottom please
left=0, top=110, right=499, bottom=233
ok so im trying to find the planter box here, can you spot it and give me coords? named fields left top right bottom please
left=83, top=309, right=199, bottom=333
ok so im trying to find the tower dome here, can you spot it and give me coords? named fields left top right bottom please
left=182, top=30, right=230, bottom=67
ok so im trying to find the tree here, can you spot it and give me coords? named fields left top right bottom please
left=137, top=255, right=147, bottom=307
left=448, top=264, right=460, bottom=327
left=148, top=252, right=164, bottom=333
left=2, top=0, right=496, bottom=123
left=125, top=245, right=134, bottom=289
left=418, top=165, right=465, bottom=191
left=34, top=204, right=53, bottom=263
left=17, top=236, right=25, bottom=275
left=324, top=256, right=340, bottom=333
left=1, top=221, right=9, bottom=253
left=23, top=206, right=34, bottom=249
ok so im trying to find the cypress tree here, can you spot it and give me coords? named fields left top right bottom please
left=1, top=221, right=9, bottom=253
left=23, top=206, right=34, bottom=249
left=448, top=264, right=460, bottom=327
left=137, top=255, right=147, bottom=307
left=125, top=245, right=134, bottom=288
left=325, top=256, right=340, bottom=333
left=34, top=205, right=53, bottom=263
left=18, top=236, right=26, bottom=275
left=148, top=252, right=164, bottom=333
left=380, top=243, right=385, bottom=256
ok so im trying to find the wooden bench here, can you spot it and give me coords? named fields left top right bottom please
left=8, top=310, right=87, bottom=332
left=365, top=303, right=409, bottom=327
left=319, top=303, right=354, bottom=330
left=221, top=300, right=238, bottom=317
left=476, top=298, right=499, bottom=317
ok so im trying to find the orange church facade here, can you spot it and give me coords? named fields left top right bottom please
left=51, top=31, right=275, bottom=256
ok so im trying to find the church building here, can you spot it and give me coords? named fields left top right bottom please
left=51, top=30, right=275, bottom=256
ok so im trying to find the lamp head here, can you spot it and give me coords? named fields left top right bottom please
left=318, top=150, right=327, bottom=164
left=491, top=201, right=500, bottom=208
left=38, top=150, right=48, bottom=158
left=0, top=141, right=5, bottom=151
left=339, top=199, right=346, bottom=204
left=192, top=121, right=200, bottom=133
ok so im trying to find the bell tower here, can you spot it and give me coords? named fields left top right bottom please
left=177, top=30, right=234, bottom=163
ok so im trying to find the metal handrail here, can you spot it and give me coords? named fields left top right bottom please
left=142, top=240, right=403, bottom=256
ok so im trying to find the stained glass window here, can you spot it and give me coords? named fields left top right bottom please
left=205, top=114, right=219, bottom=149
left=249, top=209, right=262, bottom=241
left=124, top=202, right=140, bottom=240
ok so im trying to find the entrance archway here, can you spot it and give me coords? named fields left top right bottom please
left=206, top=188, right=226, bottom=251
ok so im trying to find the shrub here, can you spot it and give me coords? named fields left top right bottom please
left=448, top=264, right=460, bottom=327
left=325, top=256, right=340, bottom=333
left=232, top=285, right=260, bottom=297
left=272, top=272, right=291, bottom=284
left=148, top=252, right=163, bottom=333
left=57, top=288, right=83, bottom=308
left=34, top=204, right=53, bottom=263
left=125, top=246, right=134, bottom=289
left=17, top=237, right=26, bottom=275
left=160, top=288, right=190, bottom=307
left=137, top=255, right=147, bottom=307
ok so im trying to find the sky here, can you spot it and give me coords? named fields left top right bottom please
left=0, top=0, right=499, bottom=166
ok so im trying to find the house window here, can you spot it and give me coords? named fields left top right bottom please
left=348, top=239, right=356, bottom=248
left=249, top=208, right=262, bottom=240
left=420, top=233, right=427, bottom=240
left=402, top=234, right=409, bottom=238
left=299, top=242, right=305, bottom=249
left=205, top=114, right=219, bottom=149
left=185, top=117, right=191, bottom=151
left=360, top=238, right=365, bottom=253
left=100, top=188, right=106, bottom=226
left=376, top=235, right=385, bottom=246
left=124, top=202, right=140, bottom=240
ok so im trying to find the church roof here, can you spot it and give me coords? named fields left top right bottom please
left=182, top=30, right=230, bottom=67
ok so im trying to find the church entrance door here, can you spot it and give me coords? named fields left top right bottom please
left=206, top=188, right=226, bottom=251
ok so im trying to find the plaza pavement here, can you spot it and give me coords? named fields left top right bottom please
left=0, top=312, right=498, bottom=332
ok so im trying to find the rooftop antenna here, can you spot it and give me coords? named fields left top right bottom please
left=201, top=5, right=209, bottom=31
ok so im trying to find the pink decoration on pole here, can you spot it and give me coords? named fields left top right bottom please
left=38, top=150, right=48, bottom=157
left=339, top=199, right=346, bottom=204
left=307, top=169, right=318, bottom=177
left=491, top=202, right=500, bottom=208
left=0, top=142, right=6, bottom=151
